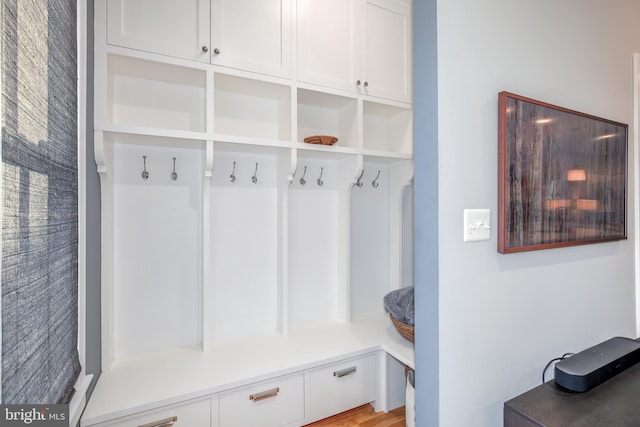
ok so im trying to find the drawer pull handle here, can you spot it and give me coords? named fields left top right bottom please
left=334, top=366, right=357, bottom=378
left=138, top=416, right=177, bottom=427
left=249, top=387, right=280, bottom=402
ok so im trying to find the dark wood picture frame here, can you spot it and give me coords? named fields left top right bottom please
left=498, top=92, right=628, bottom=253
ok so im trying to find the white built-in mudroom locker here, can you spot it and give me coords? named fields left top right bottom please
left=82, top=0, right=415, bottom=425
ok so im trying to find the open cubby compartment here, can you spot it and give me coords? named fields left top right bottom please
left=287, top=153, right=360, bottom=329
left=109, top=134, right=205, bottom=359
left=297, top=88, right=359, bottom=149
left=363, top=101, right=413, bottom=154
left=214, top=73, right=292, bottom=142
left=350, top=158, right=414, bottom=317
left=208, top=144, right=289, bottom=342
left=106, top=54, right=207, bottom=132
left=350, top=161, right=391, bottom=317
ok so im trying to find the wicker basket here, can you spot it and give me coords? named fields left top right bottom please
left=390, top=314, right=414, bottom=343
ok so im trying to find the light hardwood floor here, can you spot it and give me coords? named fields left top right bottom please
left=303, top=404, right=406, bottom=427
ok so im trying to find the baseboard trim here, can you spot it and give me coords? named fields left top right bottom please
left=70, top=374, right=94, bottom=426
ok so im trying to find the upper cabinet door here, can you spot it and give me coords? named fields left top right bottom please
left=296, top=0, right=360, bottom=93
left=211, top=0, right=292, bottom=78
left=361, top=0, right=412, bottom=103
left=297, top=0, right=412, bottom=103
left=106, top=0, right=211, bottom=63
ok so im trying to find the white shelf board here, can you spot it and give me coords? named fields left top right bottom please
left=81, top=311, right=413, bottom=426
left=100, top=124, right=210, bottom=144
left=213, top=134, right=293, bottom=153
left=95, top=130, right=415, bottom=162
left=294, top=141, right=360, bottom=158
left=362, top=149, right=413, bottom=161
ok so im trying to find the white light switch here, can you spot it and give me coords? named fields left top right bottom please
left=463, top=209, right=491, bottom=242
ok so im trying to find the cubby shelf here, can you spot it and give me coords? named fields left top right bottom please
left=105, top=54, right=208, bottom=133
left=214, top=73, right=292, bottom=141
left=363, top=101, right=413, bottom=154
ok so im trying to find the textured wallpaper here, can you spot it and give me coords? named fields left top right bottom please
left=1, top=0, right=80, bottom=404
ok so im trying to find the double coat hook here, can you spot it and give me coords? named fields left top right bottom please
left=299, top=165, right=325, bottom=186
left=140, top=155, right=180, bottom=181
left=227, top=161, right=258, bottom=184
left=354, top=169, right=382, bottom=188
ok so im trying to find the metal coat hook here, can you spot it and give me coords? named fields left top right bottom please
left=372, top=170, right=381, bottom=188
left=230, top=161, right=236, bottom=183
left=355, top=169, right=364, bottom=187
left=141, top=155, right=149, bottom=180
left=299, top=165, right=307, bottom=186
left=170, top=157, right=178, bottom=181
left=317, top=167, right=324, bottom=186
left=252, top=162, right=259, bottom=184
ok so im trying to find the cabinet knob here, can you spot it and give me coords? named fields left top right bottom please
left=356, top=80, right=361, bottom=86
left=213, top=48, right=221, bottom=55
left=364, top=81, right=369, bottom=87
left=201, top=46, right=209, bottom=53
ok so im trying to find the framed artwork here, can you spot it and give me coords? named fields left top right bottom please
left=498, top=92, right=628, bottom=253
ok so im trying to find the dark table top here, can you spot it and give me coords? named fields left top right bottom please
left=505, top=361, right=640, bottom=426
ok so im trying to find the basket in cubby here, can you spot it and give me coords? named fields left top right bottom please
left=389, top=314, right=414, bottom=343
left=384, top=287, right=414, bottom=343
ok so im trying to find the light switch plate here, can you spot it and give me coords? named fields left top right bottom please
left=463, top=209, right=491, bottom=242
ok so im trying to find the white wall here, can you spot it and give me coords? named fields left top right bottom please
left=415, top=1, right=640, bottom=426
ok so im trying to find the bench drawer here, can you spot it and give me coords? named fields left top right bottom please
left=94, top=399, right=211, bottom=427
left=307, top=354, right=377, bottom=421
left=219, top=374, right=304, bottom=427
